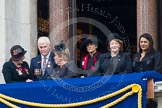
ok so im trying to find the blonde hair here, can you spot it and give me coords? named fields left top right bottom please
left=108, top=39, right=123, bottom=51
left=55, top=48, right=70, bottom=61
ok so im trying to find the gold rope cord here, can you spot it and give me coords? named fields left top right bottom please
left=0, top=84, right=142, bottom=108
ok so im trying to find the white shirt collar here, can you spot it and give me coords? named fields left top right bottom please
left=41, top=52, right=50, bottom=60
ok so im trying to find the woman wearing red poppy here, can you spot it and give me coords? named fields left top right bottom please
left=80, top=36, right=101, bottom=77
left=2, top=45, right=33, bottom=83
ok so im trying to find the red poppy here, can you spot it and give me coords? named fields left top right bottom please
left=18, top=67, right=23, bottom=71
left=24, top=68, right=29, bottom=74
left=37, top=61, right=41, bottom=64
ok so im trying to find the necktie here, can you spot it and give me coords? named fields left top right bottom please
left=42, top=56, right=46, bottom=76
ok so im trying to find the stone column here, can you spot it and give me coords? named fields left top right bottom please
left=157, top=96, right=162, bottom=108
left=29, top=0, right=38, bottom=59
left=49, top=0, right=69, bottom=48
left=4, top=0, right=37, bottom=62
left=155, top=92, right=162, bottom=108
left=0, top=0, right=37, bottom=84
left=0, top=0, right=6, bottom=84
left=137, top=0, right=158, bottom=49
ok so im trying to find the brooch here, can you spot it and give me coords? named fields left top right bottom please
left=16, top=69, right=22, bottom=75
left=37, top=61, right=41, bottom=64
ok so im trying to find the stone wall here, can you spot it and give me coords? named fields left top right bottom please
left=0, top=0, right=37, bottom=84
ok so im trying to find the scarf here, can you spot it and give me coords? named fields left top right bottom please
left=82, top=51, right=98, bottom=70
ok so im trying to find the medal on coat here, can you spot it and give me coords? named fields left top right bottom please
left=47, top=62, right=51, bottom=68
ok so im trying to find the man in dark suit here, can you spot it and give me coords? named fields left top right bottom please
left=30, top=36, right=56, bottom=80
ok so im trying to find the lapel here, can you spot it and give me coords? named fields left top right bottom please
left=36, top=55, right=42, bottom=69
left=115, top=52, right=122, bottom=72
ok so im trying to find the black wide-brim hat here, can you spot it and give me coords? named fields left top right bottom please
left=80, top=37, right=98, bottom=51
left=10, top=45, right=27, bottom=61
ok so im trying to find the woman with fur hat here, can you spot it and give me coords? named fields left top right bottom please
left=2, top=45, right=33, bottom=83
left=97, top=33, right=132, bottom=75
left=50, top=41, right=79, bottom=78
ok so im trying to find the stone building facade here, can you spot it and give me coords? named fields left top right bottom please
left=0, top=0, right=162, bottom=82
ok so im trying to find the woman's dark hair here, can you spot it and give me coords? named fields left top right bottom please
left=138, top=33, right=154, bottom=54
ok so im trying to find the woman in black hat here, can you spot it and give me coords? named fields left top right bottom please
left=2, top=45, right=33, bottom=83
left=80, top=37, right=101, bottom=77
left=97, top=33, right=132, bottom=75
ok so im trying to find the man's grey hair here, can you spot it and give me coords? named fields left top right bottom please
left=38, top=36, right=50, bottom=46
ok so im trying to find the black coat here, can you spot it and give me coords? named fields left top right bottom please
left=2, top=60, right=31, bottom=83
left=97, top=52, right=132, bottom=75
left=132, top=50, right=162, bottom=73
